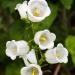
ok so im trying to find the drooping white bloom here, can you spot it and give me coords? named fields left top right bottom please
left=15, top=1, right=28, bottom=19
left=15, top=0, right=51, bottom=22
left=6, top=40, right=29, bottom=60
left=34, top=29, right=56, bottom=50
left=21, top=64, right=42, bottom=75
left=45, top=43, right=68, bottom=64
left=22, top=49, right=37, bottom=66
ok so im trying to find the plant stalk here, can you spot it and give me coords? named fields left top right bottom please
left=53, top=64, right=61, bottom=75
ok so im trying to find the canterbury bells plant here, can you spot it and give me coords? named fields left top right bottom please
left=15, top=0, right=51, bottom=22
left=5, top=0, right=69, bottom=75
left=5, top=30, right=68, bottom=75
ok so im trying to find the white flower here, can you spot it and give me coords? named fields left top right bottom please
left=22, top=49, right=37, bottom=66
left=21, top=64, right=42, bottom=75
left=15, top=0, right=51, bottom=22
left=6, top=40, right=17, bottom=60
left=34, top=29, right=56, bottom=50
left=15, top=1, right=28, bottom=19
left=27, top=0, right=51, bottom=22
left=45, top=43, right=68, bottom=64
left=6, top=40, right=29, bottom=60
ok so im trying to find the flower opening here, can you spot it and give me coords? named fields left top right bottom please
left=32, top=8, right=40, bottom=17
left=39, top=34, right=47, bottom=44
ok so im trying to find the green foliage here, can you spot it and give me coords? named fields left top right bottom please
left=9, top=20, right=25, bottom=40
left=65, top=36, right=75, bottom=65
left=9, top=20, right=33, bottom=41
left=5, top=63, right=21, bottom=75
left=0, top=0, right=75, bottom=75
left=60, top=0, right=73, bottom=9
left=0, top=0, right=23, bottom=13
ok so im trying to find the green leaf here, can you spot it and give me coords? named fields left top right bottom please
left=32, top=3, right=58, bottom=32
left=60, top=0, right=73, bottom=9
left=65, top=36, right=75, bottom=65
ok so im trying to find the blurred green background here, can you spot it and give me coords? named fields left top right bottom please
left=0, top=0, right=75, bottom=75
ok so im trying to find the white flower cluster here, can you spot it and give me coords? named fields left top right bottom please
left=6, top=30, right=68, bottom=75
left=15, top=0, right=51, bottom=22
left=6, top=40, right=42, bottom=75
left=34, top=29, right=68, bottom=64
left=5, top=0, right=68, bottom=75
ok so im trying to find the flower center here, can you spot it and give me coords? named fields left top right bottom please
left=32, top=8, right=40, bottom=17
left=12, top=47, right=17, bottom=54
left=32, top=68, right=37, bottom=75
left=56, top=53, right=62, bottom=58
left=40, top=35, right=47, bottom=44
left=56, top=51, right=63, bottom=59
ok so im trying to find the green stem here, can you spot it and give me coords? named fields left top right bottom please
left=39, top=48, right=42, bottom=57
left=30, top=21, right=35, bottom=35
left=28, top=39, right=33, bottom=43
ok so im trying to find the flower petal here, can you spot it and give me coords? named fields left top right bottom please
left=21, top=67, right=28, bottom=75
left=6, top=49, right=17, bottom=60
left=45, top=49, right=58, bottom=64
left=26, top=49, right=37, bottom=64
left=57, top=43, right=68, bottom=57
left=16, top=40, right=29, bottom=56
left=15, top=1, right=28, bottom=19
left=22, top=56, right=30, bottom=66
left=34, top=30, right=43, bottom=45
left=55, top=43, right=68, bottom=63
left=39, top=42, right=54, bottom=50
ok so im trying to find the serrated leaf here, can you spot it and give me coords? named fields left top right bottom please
left=65, top=36, right=75, bottom=65
left=60, top=0, right=73, bottom=9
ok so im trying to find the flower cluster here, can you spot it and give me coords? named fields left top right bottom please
left=15, top=0, right=51, bottom=22
left=5, top=0, right=68, bottom=75
left=6, top=30, right=68, bottom=75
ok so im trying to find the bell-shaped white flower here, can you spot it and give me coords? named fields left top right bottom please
left=6, top=40, right=17, bottom=60
left=27, top=0, right=51, bottom=22
left=15, top=1, right=28, bottom=19
left=21, top=64, right=42, bottom=75
left=22, top=49, right=37, bottom=66
left=34, top=29, right=56, bottom=50
left=15, top=0, right=51, bottom=22
left=45, top=43, right=68, bottom=64
left=6, top=40, right=29, bottom=60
